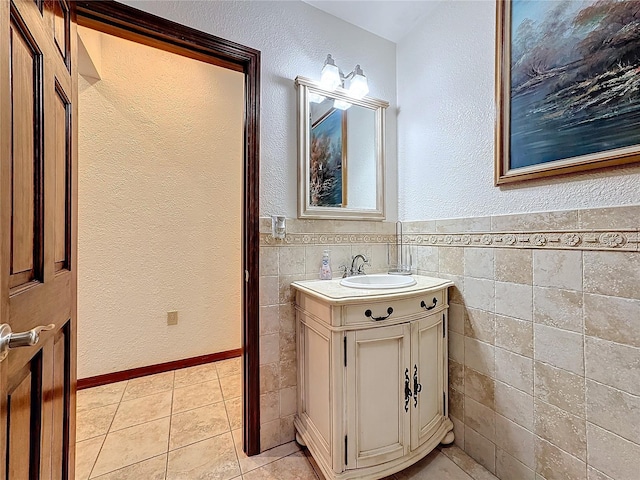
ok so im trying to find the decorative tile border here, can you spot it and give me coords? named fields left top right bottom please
left=260, top=230, right=639, bottom=251
left=260, top=233, right=396, bottom=246
left=401, top=230, right=639, bottom=252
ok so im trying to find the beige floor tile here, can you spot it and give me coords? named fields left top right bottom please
left=122, top=372, right=175, bottom=401
left=169, top=401, right=230, bottom=450
left=110, top=391, right=172, bottom=432
left=77, top=404, right=118, bottom=441
left=243, top=451, right=317, bottom=480
left=231, top=429, right=300, bottom=474
left=172, top=380, right=223, bottom=414
left=440, top=445, right=498, bottom=480
left=220, top=374, right=242, bottom=400
left=166, top=432, right=240, bottom=480
left=395, top=450, right=473, bottom=480
left=174, top=363, right=218, bottom=388
left=225, top=397, right=242, bottom=430
left=77, top=382, right=128, bottom=412
left=75, top=435, right=105, bottom=480
left=91, top=454, right=167, bottom=480
left=91, top=417, right=170, bottom=478
left=216, top=357, right=242, bottom=378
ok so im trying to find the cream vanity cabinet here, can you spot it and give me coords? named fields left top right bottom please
left=292, top=276, right=455, bottom=480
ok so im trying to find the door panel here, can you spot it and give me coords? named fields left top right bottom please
left=347, top=323, right=411, bottom=469
left=46, top=0, right=69, bottom=67
left=53, top=84, right=70, bottom=271
left=410, top=314, right=444, bottom=450
left=9, top=14, right=42, bottom=290
left=7, top=368, right=38, bottom=480
left=51, top=324, right=70, bottom=480
left=1, top=0, right=77, bottom=479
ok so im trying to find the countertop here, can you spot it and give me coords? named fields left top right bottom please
left=291, top=274, right=454, bottom=305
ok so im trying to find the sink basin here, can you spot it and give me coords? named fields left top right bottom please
left=340, top=274, right=417, bottom=289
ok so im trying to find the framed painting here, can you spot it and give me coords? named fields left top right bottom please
left=495, top=0, right=640, bottom=184
left=309, top=108, right=347, bottom=206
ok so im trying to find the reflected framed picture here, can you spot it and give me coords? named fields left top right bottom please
left=309, top=108, right=347, bottom=206
left=495, top=0, right=640, bottom=185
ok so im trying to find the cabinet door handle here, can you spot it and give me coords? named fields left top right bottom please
left=404, top=368, right=412, bottom=412
left=413, top=364, right=422, bottom=408
left=364, top=307, right=393, bottom=321
left=420, top=297, right=438, bottom=311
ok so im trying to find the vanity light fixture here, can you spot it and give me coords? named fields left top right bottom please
left=319, top=54, right=370, bottom=100
left=346, top=64, right=369, bottom=99
left=320, top=54, right=341, bottom=90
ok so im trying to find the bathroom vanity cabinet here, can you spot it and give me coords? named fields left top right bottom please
left=292, top=276, right=455, bottom=480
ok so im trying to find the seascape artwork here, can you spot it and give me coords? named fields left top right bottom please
left=309, top=108, right=345, bottom=207
left=509, top=0, right=640, bottom=169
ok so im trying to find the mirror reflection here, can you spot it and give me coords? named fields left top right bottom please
left=309, top=99, right=376, bottom=209
left=296, top=76, right=388, bottom=220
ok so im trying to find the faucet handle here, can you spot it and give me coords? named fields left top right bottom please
left=338, top=265, right=349, bottom=278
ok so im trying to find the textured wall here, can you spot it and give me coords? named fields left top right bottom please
left=396, top=0, right=640, bottom=221
left=404, top=205, right=640, bottom=480
left=122, top=0, right=398, bottom=221
left=78, top=31, right=244, bottom=378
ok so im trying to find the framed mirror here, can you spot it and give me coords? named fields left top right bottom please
left=295, top=76, right=388, bottom=220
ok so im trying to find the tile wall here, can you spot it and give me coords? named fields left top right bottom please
left=402, top=205, right=640, bottom=480
left=258, top=217, right=396, bottom=450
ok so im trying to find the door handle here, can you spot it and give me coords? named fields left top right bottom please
left=404, top=368, right=412, bottom=412
left=413, top=364, right=422, bottom=408
left=0, top=323, right=55, bottom=361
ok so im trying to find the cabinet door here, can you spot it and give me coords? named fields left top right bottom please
left=410, top=313, right=444, bottom=450
left=346, top=323, right=411, bottom=469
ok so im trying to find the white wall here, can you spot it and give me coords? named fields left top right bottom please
left=397, top=0, right=640, bottom=222
left=121, top=0, right=398, bottom=221
left=78, top=31, right=244, bottom=378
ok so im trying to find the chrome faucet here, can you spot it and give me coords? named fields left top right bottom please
left=340, top=254, right=370, bottom=277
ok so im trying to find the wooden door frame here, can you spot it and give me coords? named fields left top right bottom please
left=72, top=0, right=261, bottom=456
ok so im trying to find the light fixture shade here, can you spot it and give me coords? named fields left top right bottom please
left=348, top=65, right=369, bottom=99
left=333, top=99, right=352, bottom=110
left=320, top=54, right=341, bottom=91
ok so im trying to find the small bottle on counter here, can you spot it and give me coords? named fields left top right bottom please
left=319, top=250, right=332, bottom=280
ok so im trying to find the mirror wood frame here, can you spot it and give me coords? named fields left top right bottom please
left=295, top=76, right=388, bottom=221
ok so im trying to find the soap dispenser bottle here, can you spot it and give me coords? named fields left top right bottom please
left=320, top=250, right=332, bottom=280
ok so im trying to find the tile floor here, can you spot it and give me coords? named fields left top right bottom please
left=76, top=358, right=494, bottom=480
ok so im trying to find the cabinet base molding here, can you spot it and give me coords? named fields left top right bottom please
left=295, top=416, right=454, bottom=480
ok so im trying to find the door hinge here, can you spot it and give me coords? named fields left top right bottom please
left=345, top=435, right=348, bottom=465
left=443, top=313, right=446, bottom=338
left=245, top=270, right=249, bottom=282
left=343, top=336, right=347, bottom=367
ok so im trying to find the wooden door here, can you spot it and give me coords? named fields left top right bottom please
left=346, top=323, right=411, bottom=469
left=0, top=0, right=77, bottom=478
left=410, top=313, right=444, bottom=450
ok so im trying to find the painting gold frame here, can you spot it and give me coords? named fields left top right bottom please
left=495, top=0, right=640, bottom=185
